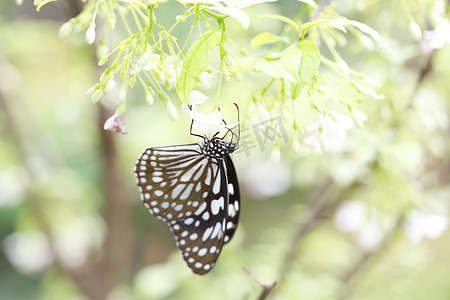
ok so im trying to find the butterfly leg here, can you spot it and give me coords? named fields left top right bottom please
left=189, top=105, right=204, bottom=139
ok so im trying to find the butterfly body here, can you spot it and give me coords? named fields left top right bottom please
left=201, top=136, right=237, bottom=158
left=135, top=135, right=240, bottom=275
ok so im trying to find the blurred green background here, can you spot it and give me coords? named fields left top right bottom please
left=1, top=1, right=449, bottom=299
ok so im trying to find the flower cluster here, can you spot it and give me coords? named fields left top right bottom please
left=334, top=201, right=449, bottom=250
left=182, top=90, right=238, bottom=139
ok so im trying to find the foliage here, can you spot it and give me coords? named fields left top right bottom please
left=43, top=0, right=382, bottom=151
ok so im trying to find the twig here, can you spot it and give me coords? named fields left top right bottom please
left=301, top=0, right=333, bottom=46
left=310, top=0, right=333, bottom=23
left=279, top=177, right=334, bottom=277
left=244, top=268, right=278, bottom=300
left=336, top=217, right=404, bottom=300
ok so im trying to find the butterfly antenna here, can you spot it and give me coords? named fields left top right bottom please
left=234, top=103, right=240, bottom=149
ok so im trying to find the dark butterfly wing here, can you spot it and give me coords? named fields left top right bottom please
left=170, top=158, right=229, bottom=274
left=223, top=155, right=240, bottom=243
left=134, top=144, right=229, bottom=274
left=135, top=144, right=209, bottom=219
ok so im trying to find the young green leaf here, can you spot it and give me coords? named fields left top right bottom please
left=256, top=47, right=302, bottom=83
left=259, top=14, right=299, bottom=32
left=251, top=32, right=286, bottom=48
left=300, top=19, right=382, bottom=44
left=176, top=29, right=219, bottom=104
left=210, top=6, right=250, bottom=29
left=291, top=40, right=320, bottom=99
left=301, top=20, right=347, bottom=36
left=337, top=20, right=382, bottom=44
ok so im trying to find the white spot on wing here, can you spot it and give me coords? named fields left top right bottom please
left=198, top=248, right=207, bottom=256
left=212, top=170, right=221, bottom=194
left=180, top=183, right=194, bottom=200
left=211, top=196, right=224, bottom=215
left=202, top=226, right=213, bottom=241
left=228, top=203, right=235, bottom=217
left=171, top=184, right=185, bottom=199
left=194, top=202, right=207, bottom=215
left=210, top=222, right=222, bottom=239
left=152, top=176, right=162, bottom=183
left=228, top=183, right=234, bottom=195
left=205, top=167, right=212, bottom=186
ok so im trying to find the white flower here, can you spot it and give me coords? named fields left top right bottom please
left=146, top=92, right=154, bottom=106
left=3, top=231, right=53, bottom=273
left=256, top=104, right=270, bottom=127
left=182, top=89, right=237, bottom=138
left=319, top=130, right=328, bottom=153
left=165, top=100, right=178, bottom=121
left=351, top=109, right=368, bottom=128
left=334, top=201, right=388, bottom=251
left=334, top=201, right=366, bottom=232
left=188, top=90, right=209, bottom=105
left=424, top=20, right=450, bottom=49
left=86, top=25, right=96, bottom=45
left=59, top=20, right=73, bottom=37
left=104, top=112, right=128, bottom=134
left=186, top=109, right=237, bottom=138
left=90, top=88, right=103, bottom=103
left=303, top=112, right=354, bottom=150
left=403, top=210, right=449, bottom=244
left=132, top=54, right=180, bottom=89
left=103, top=77, right=116, bottom=95
left=409, top=21, right=422, bottom=40
left=243, top=161, right=291, bottom=199
left=138, top=52, right=152, bottom=68
left=270, top=147, right=280, bottom=164
left=197, top=72, right=212, bottom=89
left=356, top=221, right=385, bottom=250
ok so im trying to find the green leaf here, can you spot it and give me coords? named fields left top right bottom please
left=300, top=19, right=382, bottom=44
left=231, top=0, right=277, bottom=8
left=251, top=32, right=286, bottom=48
left=176, top=29, right=219, bottom=104
left=337, top=20, right=382, bottom=44
left=35, top=0, right=57, bottom=11
left=301, top=20, right=347, bottom=36
left=291, top=40, right=320, bottom=99
left=259, top=14, right=299, bottom=31
left=297, top=0, right=318, bottom=9
left=210, top=7, right=250, bottom=29
left=256, top=47, right=302, bottom=83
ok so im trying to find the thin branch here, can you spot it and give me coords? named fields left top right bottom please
left=244, top=268, right=278, bottom=300
left=335, top=217, right=404, bottom=300
left=310, top=0, right=333, bottom=22
left=279, top=176, right=334, bottom=277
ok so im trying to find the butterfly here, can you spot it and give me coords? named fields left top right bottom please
left=134, top=105, right=240, bottom=275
